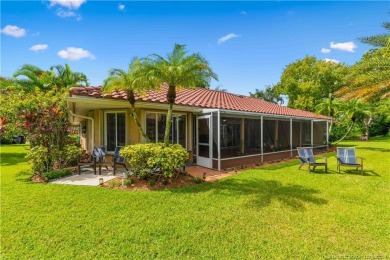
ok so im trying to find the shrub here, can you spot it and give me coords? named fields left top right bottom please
left=148, top=180, right=156, bottom=186
left=123, top=178, right=133, bottom=187
left=26, top=146, right=49, bottom=174
left=52, top=144, right=82, bottom=169
left=191, top=177, right=204, bottom=184
left=41, top=169, right=72, bottom=182
left=109, top=179, right=121, bottom=188
left=121, top=143, right=188, bottom=179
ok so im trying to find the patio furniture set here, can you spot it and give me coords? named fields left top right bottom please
left=77, top=146, right=128, bottom=175
left=297, top=147, right=365, bottom=175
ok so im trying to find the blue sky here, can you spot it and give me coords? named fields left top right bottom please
left=1, top=1, right=389, bottom=95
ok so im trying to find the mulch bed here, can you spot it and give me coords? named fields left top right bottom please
left=102, top=173, right=202, bottom=191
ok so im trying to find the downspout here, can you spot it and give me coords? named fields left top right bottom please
left=67, top=101, right=94, bottom=152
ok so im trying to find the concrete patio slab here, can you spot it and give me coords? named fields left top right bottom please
left=50, top=168, right=127, bottom=186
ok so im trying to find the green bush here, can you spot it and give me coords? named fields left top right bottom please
left=191, top=177, right=204, bottom=184
left=109, top=179, right=121, bottom=188
left=26, top=146, right=49, bottom=174
left=41, top=169, right=72, bottom=182
left=121, top=143, right=188, bottom=179
left=123, top=178, right=133, bottom=187
left=52, top=144, right=82, bottom=169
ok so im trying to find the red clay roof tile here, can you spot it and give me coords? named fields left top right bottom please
left=69, top=86, right=331, bottom=120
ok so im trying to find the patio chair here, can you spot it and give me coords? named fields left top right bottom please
left=111, top=146, right=128, bottom=175
left=77, top=151, right=97, bottom=175
left=92, top=146, right=110, bottom=175
left=297, top=147, right=328, bottom=173
left=336, top=147, right=364, bottom=175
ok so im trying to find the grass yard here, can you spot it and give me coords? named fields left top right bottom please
left=1, top=138, right=389, bottom=259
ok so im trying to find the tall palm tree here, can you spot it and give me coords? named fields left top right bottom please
left=333, top=99, right=368, bottom=144
left=141, top=44, right=218, bottom=146
left=50, top=64, right=89, bottom=88
left=315, top=93, right=340, bottom=135
left=103, top=59, right=150, bottom=142
left=250, top=85, right=284, bottom=104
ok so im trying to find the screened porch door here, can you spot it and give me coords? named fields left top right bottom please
left=197, top=115, right=212, bottom=168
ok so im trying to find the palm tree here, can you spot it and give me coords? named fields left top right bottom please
left=50, top=64, right=89, bottom=88
left=141, top=44, right=218, bottom=146
left=13, top=63, right=89, bottom=91
left=250, top=85, right=284, bottom=104
left=13, top=64, right=50, bottom=90
left=315, top=93, right=340, bottom=135
left=359, top=21, right=389, bottom=48
left=333, top=99, right=368, bottom=144
left=103, top=59, right=150, bottom=142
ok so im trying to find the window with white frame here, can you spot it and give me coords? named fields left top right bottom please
left=146, top=112, right=186, bottom=148
left=104, top=112, right=126, bottom=151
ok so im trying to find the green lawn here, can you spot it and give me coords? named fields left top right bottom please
left=1, top=139, right=389, bottom=259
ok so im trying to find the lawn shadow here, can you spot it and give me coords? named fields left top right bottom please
left=171, top=178, right=327, bottom=211
left=0, top=152, right=27, bottom=167
left=335, top=169, right=380, bottom=177
left=357, top=147, right=390, bottom=153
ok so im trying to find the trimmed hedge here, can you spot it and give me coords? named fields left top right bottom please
left=120, top=143, right=188, bottom=179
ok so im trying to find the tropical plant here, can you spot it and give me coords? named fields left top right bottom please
left=13, top=64, right=51, bottom=91
left=103, top=58, right=151, bottom=142
left=336, top=47, right=390, bottom=102
left=141, top=44, right=218, bottom=145
left=359, top=21, right=390, bottom=48
left=250, top=85, right=284, bottom=104
left=315, top=93, right=341, bottom=135
left=333, top=100, right=369, bottom=144
left=13, top=63, right=88, bottom=91
left=50, top=64, right=89, bottom=88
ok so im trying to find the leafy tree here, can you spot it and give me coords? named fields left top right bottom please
left=250, top=85, right=284, bottom=104
left=275, top=56, right=348, bottom=111
left=103, top=59, right=151, bottom=142
left=141, top=44, right=218, bottom=146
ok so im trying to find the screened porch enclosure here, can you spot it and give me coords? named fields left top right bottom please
left=194, top=110, right=329, bottom=170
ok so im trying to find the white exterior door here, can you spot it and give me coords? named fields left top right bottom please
left=197, top=115, right=212, bottom=168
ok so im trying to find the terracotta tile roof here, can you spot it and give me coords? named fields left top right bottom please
left=69, top=86, right=331, bottom=120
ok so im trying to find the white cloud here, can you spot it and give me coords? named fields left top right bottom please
left=118, top=3, right=125, bottom=11
left=49, top=0, right=86, bottom=9
left=56, top=8, right=77, bottom=18
left=1, top=25, right=26, bottom=37
left=57, top=47, right=95, bottom=61
left=321, top=48, right=331, bottom=54
left=218, top=33, right=239, bottom=44
left=30, top=44, right=48, bottom=52
left=324, top=58, right=340, bottom=64
left=330, top=41, right=357, bottom=52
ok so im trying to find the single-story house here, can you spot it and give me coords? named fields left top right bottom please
left=67, top=86, right=331, bottom=171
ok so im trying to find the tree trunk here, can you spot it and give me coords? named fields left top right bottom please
left=127, top=91, right=150, bottom=143
left=164, top=102, right=174, bottom=146
left=163, top=85, right=176, bottom=146
left=334, top=122, right=354, bottom=144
